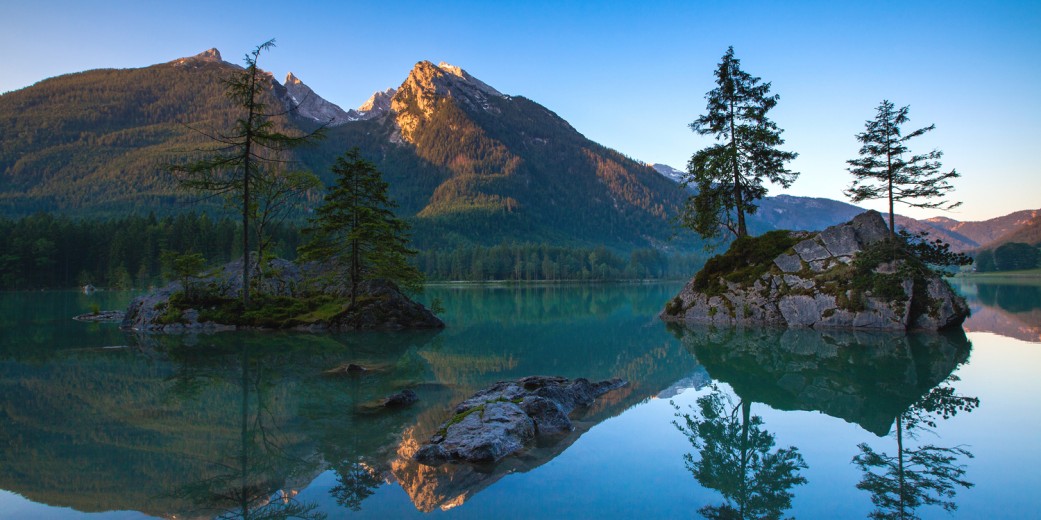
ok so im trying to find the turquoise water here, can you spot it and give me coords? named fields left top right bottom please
left=0, top=280, right=1039, bottom=519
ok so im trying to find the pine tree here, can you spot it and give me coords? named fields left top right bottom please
left=299, top=148, right=422, bottom=304
left=846, top=100, right=960, bottom=238
left=172, top=39, right=322, bottom=308
left=683, top=46, right=798, bottom=239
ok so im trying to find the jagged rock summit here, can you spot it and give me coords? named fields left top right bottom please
left=660, top=211, right=969, bottom=331
left=283, top=71, right=355, bottom=125
left=173, top=48, right=223, bottom=66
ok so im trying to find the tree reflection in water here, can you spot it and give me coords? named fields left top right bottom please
left=852, top=374, right=979, bottom=520
left=166, top=339, right=325, bottom=520
left=674, top=386, right=807, bottom=519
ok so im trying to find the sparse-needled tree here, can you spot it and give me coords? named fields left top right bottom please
left=846, top=100, right=960, bottom=238
left=172, top=39, right=322, bottom=308
left=299, top=148, right=423, bottom=305
left=683, top=46, right=798, bottom=240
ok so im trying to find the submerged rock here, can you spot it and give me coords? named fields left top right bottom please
left=414, top=376, right=627, bottom=466
left=660, top=211, right=969, bottom=331
left=73, top=310, right=125, bottom=322
left=384, top=389, right=419, bottom=408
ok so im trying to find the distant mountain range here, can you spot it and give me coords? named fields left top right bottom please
left=650, top=164, right=1040, bottom=252
left=1, top=48, right=1036, bottom=253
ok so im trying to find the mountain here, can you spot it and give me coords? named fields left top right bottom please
left=651, top=162, right=1038, bottom=251
left=282, top=72, right=353, bottom=125
left=978, top=211, right=1041, bottom=249
left=3, top=48, right=1033, bottom=255
left=651, top=163, right=867, bottom=234
left=650, top=163, right=685, bottom=183
left=0, top=51, right=688, bottom=251
left=0, top=49, right=242, bottom=215
left=895, top=209, right=1041, bottom=251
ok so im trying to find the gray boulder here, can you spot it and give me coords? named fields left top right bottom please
left=414, top=376, right=627, bottom=466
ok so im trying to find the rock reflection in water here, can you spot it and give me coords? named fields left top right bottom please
left=670, top=324, right=978, bottom=519
left=670, top=325, right=973, bottom=436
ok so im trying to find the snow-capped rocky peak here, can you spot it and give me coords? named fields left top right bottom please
left=358, top=88, right=396, bottom=114
left=650, top=163, right=686, bottom=183
left=437, top=61, right=503, bottom=97
left=282, top=72, right=352, bottom=126
left=340, top=88, right=396, bottom=122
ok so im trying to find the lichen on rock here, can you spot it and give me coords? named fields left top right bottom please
left=661, top=211, right=968, bottom=331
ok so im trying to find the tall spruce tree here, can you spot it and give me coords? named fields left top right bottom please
left=683, top=46, right=798, bottom=240
left=846, top=100, right=960, bottom=238
left=172, top=39, right=321, bottom=308
left=299, top=148, right=422, bottom=304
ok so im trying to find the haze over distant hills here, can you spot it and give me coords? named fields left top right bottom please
left=651, top=164, right=1040, bottom=251
left=1, top=48, right=1037, bottom=252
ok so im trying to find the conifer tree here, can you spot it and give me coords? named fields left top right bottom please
left=172, top=39, right=322, bottom=308
left=846, top=100, right=960, bottom=238
left=683, top=46, right=798, bottom=239
left=299, top=148, right=422, bottom=304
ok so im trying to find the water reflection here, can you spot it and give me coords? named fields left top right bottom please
left=852, top=374, right=978, bottom=520
left=671, top=325, right=979, bottom=519
left=949, top=279, right=1041, bottom=342
left=0, top=329, right=439, bottom=517
left=674, top=387, right=807, bottom=519
left=670, top=326, right=973, bottom=436
left=164, top=339, right=325, bottom=520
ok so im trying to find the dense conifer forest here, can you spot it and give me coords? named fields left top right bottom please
left=0, top=213, right=704, bottom=290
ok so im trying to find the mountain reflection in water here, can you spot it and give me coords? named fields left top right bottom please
left=951, top=278, right=1041, bottom=342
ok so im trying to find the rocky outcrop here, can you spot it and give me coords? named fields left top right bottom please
left=414, top=376, right=626, bottom=466
left=660, top=211, right=969, bottom=331
left=121, top=257, right=443, bottom=333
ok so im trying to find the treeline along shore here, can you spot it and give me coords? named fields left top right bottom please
left=0, top=212, right=705, bottom=290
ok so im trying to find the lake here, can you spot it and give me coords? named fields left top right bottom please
left=1, top=279, right=1039, bottom=519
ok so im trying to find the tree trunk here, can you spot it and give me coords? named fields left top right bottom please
left=730, top=96, right=746, bottom=237
left=739, top=399, right=751, bottom=518
left=884, top=104, right=896, bottom=239
left=897, top=414, right=906, bottom=520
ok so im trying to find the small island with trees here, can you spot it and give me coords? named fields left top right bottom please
left=121, top=41, right=441, bottom=333
left=663, top=47, right=970, bottom=331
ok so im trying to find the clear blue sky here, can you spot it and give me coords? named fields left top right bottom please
left=2, top=0, right=1039, bottom=221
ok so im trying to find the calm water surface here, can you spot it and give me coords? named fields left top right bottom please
left=0, top=280, right=1039, bottom=519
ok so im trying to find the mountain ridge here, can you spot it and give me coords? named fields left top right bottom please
left=2, top=48, right=1037, bottom=255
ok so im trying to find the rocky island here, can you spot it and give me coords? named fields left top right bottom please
left=121, top=257, right=443, bottom=333
left=661, top=211, right=968, bottom=331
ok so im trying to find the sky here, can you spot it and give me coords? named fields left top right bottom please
left=1, top=0, right=1039, bottom=221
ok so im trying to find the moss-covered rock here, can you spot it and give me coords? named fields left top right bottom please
left=660, top=211, right=968, bottom=331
